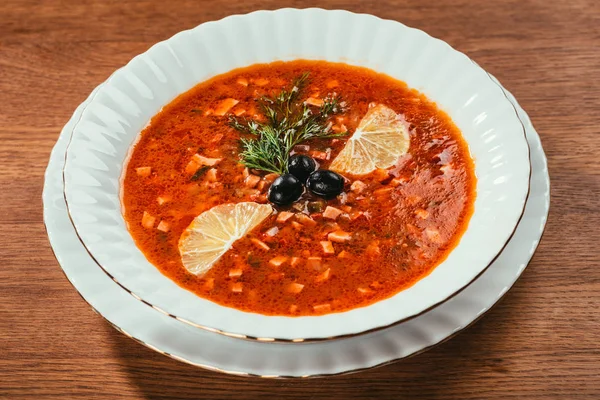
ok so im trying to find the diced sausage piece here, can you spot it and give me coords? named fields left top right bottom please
left=141, top=211, right=156, bottom=229
left=296, top=214, right=317, bottom=227
left=320, top=241, right=335, bottom=255
left=263, top=173, right=279, bottom=183
left=268, top=272, right=285, bottom=280
left=337, top=250, right=351, bottom=259
left=251, top=238, right=270, bottom=251
left=357, top=287, right=373, bottom=294
left=244, top=174, right=261, bottom=188
left=315, top=268, right=330, bottom=282
left=214, top=98, right=240, bottom=116
left=157, top=220, right=170, bottom=232
left=136, top=167, right=152, bottom=177
left=373, top=168, right=390, bottom=181
left=231, top=282, right=243, bottom=293
left=256, top=180, right=267, bottom=192
left=157, top=195, right=171, bottom=205
left=229, top=268, right=243, bottom=278
left=192, top=154, right=222, bottom=166
left=237, top=77, right=248, bottom=86
left=374, top=187, right=394, bottom=196
left=233, top=108, right=246, bottom=116
left=313, top=304, right=331, bottom=313
left=350, top=180, right=366, bottom=193
left=242, top=167, right=250, bottom=178
left=415, top=209, right=429, bottom=219
left=276, top=211, right=294, bottom=223
left=323, top=206, right=343, bottom=220
left=252, top=78, right=269, bottom=86
left=309, top=150, right=328, bottom=160
left=265, top=226, right=279, bottom=237
left=203, top=278, right=215, bottom=291
left=291, top=221, right=304, bottom=231
left=290, top=257, right=302, bottom=267
left=286, top=283, right=305, bottom=294
left=328, top=230, right=352, bottom=243
left=306, top=257, right=322, bottom=269
left=205, top=168, right=218, bottom=182
left=305, top=97, right=324, bottom=107
left=185, top=160, right=201, bottom=175
left=268, top=255, right=288, bottom=268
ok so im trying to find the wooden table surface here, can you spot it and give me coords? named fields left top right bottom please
left=2, top=0, right=599, bottom=398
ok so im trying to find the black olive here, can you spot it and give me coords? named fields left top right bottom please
left=268, top=174, right=304, bottom=206
left=306, top=170, right=345, bottom=199
left=288, top=154, right=317, bottom=183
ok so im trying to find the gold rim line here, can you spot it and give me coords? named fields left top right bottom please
left=59, top=9, right=533, bottom=343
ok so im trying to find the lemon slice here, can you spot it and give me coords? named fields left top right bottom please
left=330, top=104, right=410, bottom=175
left=179, top=202, right=273, bottom=276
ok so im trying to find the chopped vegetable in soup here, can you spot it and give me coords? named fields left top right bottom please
left=122, top=60, right=476, bottom=316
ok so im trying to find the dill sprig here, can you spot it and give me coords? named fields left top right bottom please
left=229, top=73, right=346, bottom=174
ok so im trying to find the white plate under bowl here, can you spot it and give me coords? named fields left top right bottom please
left=62, top=8, right=530, bottom=341
left=45, top=74, right=548, bottom=377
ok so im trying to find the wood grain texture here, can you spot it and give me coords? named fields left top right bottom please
left=1, top=0, right=599, bottom=398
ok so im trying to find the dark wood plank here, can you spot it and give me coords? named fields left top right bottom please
left=1, top=0, right=599, bottom=398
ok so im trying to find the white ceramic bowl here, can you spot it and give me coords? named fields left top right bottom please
left=63, top=8, right=530, bottom=341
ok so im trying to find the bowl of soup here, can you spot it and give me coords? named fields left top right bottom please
left=63, top=8, right=530, bottom=341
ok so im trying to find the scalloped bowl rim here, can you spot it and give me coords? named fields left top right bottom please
left=62, top=8, right=530, bottom=340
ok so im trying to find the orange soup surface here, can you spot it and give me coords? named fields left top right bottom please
left=122, top=60, right=476, bottom=316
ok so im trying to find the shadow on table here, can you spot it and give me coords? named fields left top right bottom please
left=106, top=278, right=531, bottom=400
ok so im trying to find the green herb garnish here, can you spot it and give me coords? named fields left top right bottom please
left=229, top=73, right=347, bottom=174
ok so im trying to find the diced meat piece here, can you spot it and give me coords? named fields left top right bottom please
left=349, top=211, right=364, bottom=221
left=263, top=173, right=278, bottom=183
left=315, top=268, right=330, bottom=282
left=141, top=212, right=156, bottom=229
left=204, top=168, right=218, bottom=182
left=323, top=206, right=343, bottom=220
left=357, top=287, right=373, bottom=294
left=313, top=304, right=331, bottom=313
left=373, top=168, right=390, bottom=181
left=415, top=209, right=429, bottom=219
left=276, top=211, right=294, bottom=223
left=390, top=177, right=406, bottom=187
left=214, top=98, right=239, bottom=116
left=242, top=167, right=250, bottom=178
left=136, top=167, right=152, bottom=177
left=268, top=255, right=288, bottom=267
left=350, top=180, right=366, bottom=193
left=192, top=153, right=222, bottom=166
left=305, top=97, right=324, bottom=107
left=229, top=268, right=243, bottom=278
left=365, top=241, right=381, bottom=257
left=289, top=305, right=298, bottom=313
left=256, top=180, right=267, bottom=192
left=290, top=257, right=302, bottom=267
left=157, top=195, right=171, bottom=205
left=295, top=214, right=317, bottom=227
left=231, top=282, right=243, bottom=293
left=320, top=241, right=335, bottom=255
left=326, top=80, right=339, bottom=88
left=185, top=160, right=201, bottom=175
left=332, top=123, right=347, bottom=133
left=233, top=108, right=246, bottom=116
left=237, top=77, right=248, bottom=86
left=291, top=221, right=303, bottom=231
left=286, top=283, right=304, bottom=294
left=252, top=78, right=270, bottom=86
left=293, top=144, right=310, bottom=153
left=310, top=150, right=329, bottom=161
left=337, top=250, right=351, bottom=259
left=328, top=230, right=352, bottom=243
left=374, top=187, right=394, bottom=195
left=156, top=220, right=170, bottom=232
left=306, top=257, right=322, bottom=270
left=244, top=174, right=261, bottom=188
left=203, top=278, right=214, bottom=291
left=251, top=238, right=270, bottom=251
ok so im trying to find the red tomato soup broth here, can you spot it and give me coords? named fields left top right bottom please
left=122, top=60, right=476, bottom=316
